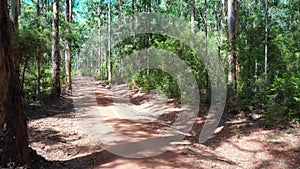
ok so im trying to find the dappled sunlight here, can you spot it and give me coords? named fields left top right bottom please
left=25, top=76, right=300, bottom=168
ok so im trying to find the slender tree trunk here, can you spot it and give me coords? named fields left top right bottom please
left=190, top=0, right=195, bottom=33
left=253, top=18, right=258, bottom=91
left=0, top=1, right=30, bottom=166
left=65, top=0, right=72, bottom=91
left=51, top=0, right=61, bottom=96
left=146, top=0, right=151, bottom=75
left=203, top=0, right=211, bottom=102
left=21, top=58, right=28, bottom=97
left=107, top=0, right=112, bottom=82
left=215, top=2, right=221, bottom=59
left=204, top=0, right=208, bottom=57
left=264, top=0, right=268, bottom=86
left=222, top=0, right=227, bottom=26
left=118, top=0, right=123, bottom=76
left=97, top=4, right=101, bottom=70
left=132, top=0, right=136, bottom=47
left=184, top=0, right=206, bottom=35
left=227, top=0, right=240, bottom=92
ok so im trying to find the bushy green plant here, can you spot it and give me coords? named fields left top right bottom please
left=130, top=69, right=180, bottom=99
left=264, top=74, right=300, bottom=123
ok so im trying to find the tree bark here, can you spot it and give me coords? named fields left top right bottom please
left=214, top=2, right=221, bottom=59
left=264, top=0, right=268, bottom=86
left=65, top=0, right=72, bottom=91
left=190, top=0, right=195, bottom=33
left=0, top=1, right=30, bottom=166
left=118, top=0, right=123, bottom=76
left=51, top=0, right=61, bottom=97
left=97, top=4, right=102, bottom=79
left=227, top=0, right=240, bottom=92
left=107, top=0, right=112, bottom=82
left=10, top=0, right=20, bottom=30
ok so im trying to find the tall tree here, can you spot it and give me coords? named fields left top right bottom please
left=0, top=0, right=30, bottom=166
left=264, top=0, right=268, bottom=86
left=65, top=0, right=72, bottom=91
left=227, top=0, right=240, bottom=92
left=214, top=1, right=222, bottom=59
left=51, top=0, right=61, bottom=96
left=118, top=0, right=123, bottom=75
left=97, top=3, right=102, bottom=79
left=107, top=0, right=112, bottom=82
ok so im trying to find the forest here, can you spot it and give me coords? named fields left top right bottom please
left=0, top=0, right=299, bottom=168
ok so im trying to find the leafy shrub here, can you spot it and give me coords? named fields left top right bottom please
left=264, top=73, right=300, bottom=123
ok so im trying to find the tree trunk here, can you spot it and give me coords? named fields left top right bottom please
left=118, top=0, right=123, bottom=76
left=145, top=0, right=151, bottom=75
left=65, top=0, right=72, bottom=91
left=214, top=2, right=221, bottom=59
left=107, top=0, right=112, bottom=82
left=190, top=0, right=195, bottom=33
left=264, top=0, right=268, bottom=86
left=204, top=0, right=211, bottom=103
left=0, top=1, right=30, bottom=166
left=222, top=0, right=227, bottom=26
left=21, top=59, right=28, bottom=98
left=132, top=0, right=136, bottom=47
left=97, top=4, right=102, bottom=79
left=227, top=0, right=240, bottom=92
left=10, top=0, right=20, bottom=30
left=51, top=0, right=61, bottom=96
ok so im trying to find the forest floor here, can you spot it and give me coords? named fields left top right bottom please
left=26, top=76, right=300, bottom=169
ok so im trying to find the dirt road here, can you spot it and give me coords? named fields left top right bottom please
left=28, top=76, right=300, bottom=169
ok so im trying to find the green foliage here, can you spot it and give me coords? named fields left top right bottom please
left=15, top=25, right=51, bottom=103
left=265, top=74, right=300, bottom=123
left=17, top=0, right=300, bottom=125
left=129, top=69, right=180, bottom=99
left=237, top=0, right=300, bottom=123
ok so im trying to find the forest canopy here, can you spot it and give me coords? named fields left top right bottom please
left=18, top=0, right=299, bottom=123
